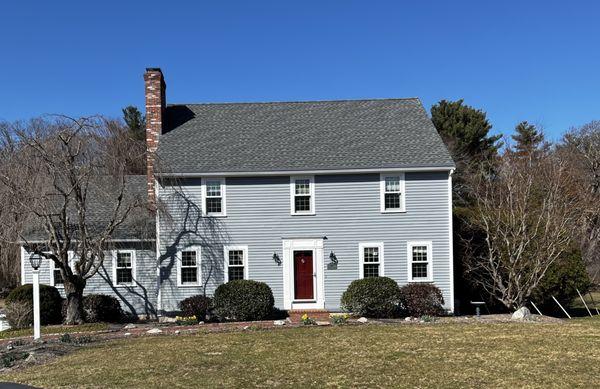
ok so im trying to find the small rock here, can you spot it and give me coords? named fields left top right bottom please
left=357, top=317, right=368, bottom=323
left=511, top=307, right=531, bottom=321
left=25, top=353, right=36, bottom=363
left=198, top=321, right=205, bottom=325
left=123, top=323, right=137, bottom=329
left=242, top=325, right=250, bottom=330
left=174, top=330, right=181, bottom=335
left=158, top=316, right=177, bottom=323
left=316, top=321, right=331, bottom=326
left=404, top=317, right=412, bottom=322
left=273, top=320, right=286, bottom=326
left=6, top=343, right=14, bottom=350
left=123, top=332, right=132, bottom=336
left=146, top=328, right=163, bottom=334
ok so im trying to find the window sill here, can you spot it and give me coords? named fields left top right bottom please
left=408, top=279, right=433, bottom=283
left=290, top=212, right=316, bottom=216
left=177, top=284, right=202, bottom=288
left=381, top=209, right=406, bottom=214
left=204, top=214, right=227, bottom=218
left=114, top=284, right=138, bottom=288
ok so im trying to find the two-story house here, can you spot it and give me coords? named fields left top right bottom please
left=21, top=68, right=455, bottom=317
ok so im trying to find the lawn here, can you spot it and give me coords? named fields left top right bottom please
left=0, top=323, right=109, bottom=340
left=3, top=319, right=600, bottom=388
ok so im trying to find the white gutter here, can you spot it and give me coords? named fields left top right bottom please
left=157, top=166, right=455, bottom=178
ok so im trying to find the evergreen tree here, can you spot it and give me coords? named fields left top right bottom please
left=511, top=121, right=544, bottom=154
left=122, top=106, right=146, bottom=142
left=431, top=99, right=502, bottom=164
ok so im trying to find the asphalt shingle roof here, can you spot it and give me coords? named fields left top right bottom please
left=22, top=175, right=155, bottom=242
left=158, top=98, right=454, bottom=174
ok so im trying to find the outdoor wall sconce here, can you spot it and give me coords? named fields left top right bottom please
left=273, top=252, right=282, bottom=265
left=329, top=251, right=338, bottom=265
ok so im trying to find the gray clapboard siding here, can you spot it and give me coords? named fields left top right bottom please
left=158, top=171, right=452, bottom=312
left=21, top=243, right=158, bottom=317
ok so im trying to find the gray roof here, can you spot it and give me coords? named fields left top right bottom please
left=22, top=175, right=155, bottom=242
left=158, top=98, right=454, bottom=174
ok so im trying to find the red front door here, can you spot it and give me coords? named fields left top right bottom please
left=294, top=250, right=314, bottom=300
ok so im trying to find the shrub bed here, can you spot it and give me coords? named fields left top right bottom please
left=399, top=283, right=445, bottom=317
left=213, top=280, right=274, bottom=321
left=341, top=277, right=402, bottom=318
left=179, top=295, right=212, bottom=321
left=5, top=284, right=63, bottom=328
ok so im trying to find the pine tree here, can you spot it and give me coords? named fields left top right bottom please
left=122, top=106, right=146, bottom=142
left=431, top=99, right=501, bottom=164
left=511, top=121, right=544, bottom=155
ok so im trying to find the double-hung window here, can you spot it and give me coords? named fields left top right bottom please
left=380, top=173, right=405, bottom=212
left=177, top=247, right=201, bottom=287
left=359, top=242, right=384, bottom=278
left=224, top=245, right=248, bottom=282
left=407, top=241, right=432, bottom=282
left=50, top=251, right=76, bottom=288
left=204, top=178, right=226, bottom=216
left=290, top=176, right=315, bottom=215
left=113, top=250, right=135, bottom=286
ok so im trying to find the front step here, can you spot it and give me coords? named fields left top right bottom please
left=288, top=309, right=331, bottom=323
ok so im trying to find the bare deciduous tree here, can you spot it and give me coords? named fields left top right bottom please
left=463, top=150, right=579, bottom=309
left=560, top=121, right=600, bottom=283
left=0, top=116, right=147, bottom=324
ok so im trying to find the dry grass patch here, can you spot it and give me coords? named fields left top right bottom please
left=3, top=319, right=600, bottom=388
left=0, top=323, right=109, bottom=340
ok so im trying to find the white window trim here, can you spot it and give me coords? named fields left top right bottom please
left=358, top=242, right=384, bottom=278
left=380, top=172, right=406, bottom=213
left=290, top=175, right=315, bottom=216
left=202, top=177, right=227, bottom=217
left=407, top=241, right=433, bottom=282
left=112, top=249, right=137, bottom=287
left=50, top=252, right=74, bottom=288
left=223, top=245, right=249, bottom=282
left=176, top=246, right=202, bottom=287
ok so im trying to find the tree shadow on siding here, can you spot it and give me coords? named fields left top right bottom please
left=158, top=178, right=232, bottom=314
left=97, top=242, right=158, bottom=320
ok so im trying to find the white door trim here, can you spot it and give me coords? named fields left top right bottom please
left=282, top=238, right=325, bottom=310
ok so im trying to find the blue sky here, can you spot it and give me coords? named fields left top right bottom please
left=1, top=1, right=598, bottom=140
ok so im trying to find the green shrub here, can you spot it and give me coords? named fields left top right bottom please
left=6, top=284, right=63, bottom=327
left=340, top=277, right=402, bottom=318
left=532, top=247, right=592, bottom=311
left=179, top=295, right=212, bottom=321
left=61, top=294, right=123, bottom=323
left=399, top=283, right=445, bottom=317
left=82, top=294, right=123, bottom=323
left=213, top=280, right=274, bottom=321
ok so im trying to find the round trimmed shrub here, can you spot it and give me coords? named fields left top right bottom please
left=5, top=284, right=63, bottom=327
left=82, top=294, right=123, bottom=323
left=213, top=280, right=274, bottom=321
left=179, top=295, right=212, bottom=321
left=341, top=277, right=402, bottom=318
left=399, top=283, right=445, bottom=317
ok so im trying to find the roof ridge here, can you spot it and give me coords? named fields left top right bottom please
left=167, top=97, right=420, bottom=107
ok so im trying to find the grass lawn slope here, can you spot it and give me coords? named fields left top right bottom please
left=3, top=319, right=600, bottom=388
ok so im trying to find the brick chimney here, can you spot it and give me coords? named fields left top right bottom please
left=144, top=68, right=166, bottom=210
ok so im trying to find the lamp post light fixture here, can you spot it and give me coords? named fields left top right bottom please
left=329, top=251, right=338, bottom=265
left=272, top=252, right=282, bottom=266
left=29, top=253, right=43, bottom=340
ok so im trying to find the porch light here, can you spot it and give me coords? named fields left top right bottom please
left=329, top=251, right=338, bottom=264
left=273, top=252, right=282, bottom=265
left=29, top=252, right=43, bottom=270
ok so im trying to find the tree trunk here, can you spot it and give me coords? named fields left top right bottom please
left=63, top=277, right=86, bottom=325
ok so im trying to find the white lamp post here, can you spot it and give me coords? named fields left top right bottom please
left=29, top=253, right=43, bottom=340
